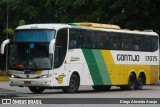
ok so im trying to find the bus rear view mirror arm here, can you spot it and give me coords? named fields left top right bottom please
left=49, top=39, right=55, bottom=54
left=0, top=39, right=10, bottom=54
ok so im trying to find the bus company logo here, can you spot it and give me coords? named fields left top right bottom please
left=2, top=99, right=11, bottom=104
left=56, top=74, right=66, bottom=84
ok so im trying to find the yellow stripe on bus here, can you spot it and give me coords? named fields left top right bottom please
left=101, top=50, right=121, bottom=85
left=35, top=71, right=42, bottom=74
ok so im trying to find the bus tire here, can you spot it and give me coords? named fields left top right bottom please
left=28, top=87, right=45, bottom=93
left=62, top=74, right=80, bottom=93
left=92, top=85, right=111, bottom=91
left=127, top=73, right=136, bottom=90
left=120, top=73, right=136, bottom=90
left=136, top=74, right=144, bottom=90
left=106, top=85, right=111, bottom=91
left=120, top=85, right=128, bottom=90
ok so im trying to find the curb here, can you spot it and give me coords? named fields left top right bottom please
left=0, top=77, right=9, bottom=81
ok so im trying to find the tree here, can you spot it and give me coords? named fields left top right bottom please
left=3, top=28, right=14, bottom=38
left=18, top=20, right=25, bottom=26
left=0, top=0, right=160, bottom=35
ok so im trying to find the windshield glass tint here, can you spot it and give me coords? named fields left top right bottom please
left=14, top=30, right=55, bottom=42
left=9, top=43, right=52, bottom=70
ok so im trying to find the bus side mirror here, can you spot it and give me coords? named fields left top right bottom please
left=0, top=39, right=10, bottom=54
left=49, top=39, right=55, bottom=54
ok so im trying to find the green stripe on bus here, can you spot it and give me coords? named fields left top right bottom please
left=92, top=50, right=112, bottom=85
left=82, top=49, right=103, bottom=85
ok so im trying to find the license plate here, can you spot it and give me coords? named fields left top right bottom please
left=24, top=81, right=31, bottom=84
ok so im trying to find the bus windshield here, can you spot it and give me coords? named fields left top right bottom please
left=13, top=30, right=55, bottom=42
left=9, top=30, right=55, bottom=70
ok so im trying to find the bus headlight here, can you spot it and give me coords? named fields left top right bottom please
left=10, top=74, right=15, bottom=78
left=9, top=74, right=20, bottom=78
left=9, top=74, right=17, bottom=78
left=40, top=74, right=52, bottom=78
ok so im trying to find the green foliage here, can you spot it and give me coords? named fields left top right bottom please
left=3, top=28, right=14, bottom=37
left=0, top=0, right=160, bottom=35
left=18, top=20, right=25, bottom=26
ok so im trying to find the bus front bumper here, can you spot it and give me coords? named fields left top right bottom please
left=9, top=78, right=54, bottom=87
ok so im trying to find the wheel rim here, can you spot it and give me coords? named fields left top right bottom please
left=69, top=79, right=76, bottom=90
left=138, top=78, right=143, bottom=89
left=129, top=77, right=135, bottom=90
left=63, top=74, right=80, bottom=93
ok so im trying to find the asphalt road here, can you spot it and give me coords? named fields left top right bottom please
left=0, top=82, right=160, bottom=98
left=0, top=82, right=160, bottom=107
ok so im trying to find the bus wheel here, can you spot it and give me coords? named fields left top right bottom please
left=28, top=87, right=45, bottom=93
left=127, top=73, right=136, bottom=90
left=106, top=85, right=111, bottom=91
left=62, top=74, right=80, bottom=93
left=120, top=73, right=136, bottom=90
left=136, top=74, right=144, bottom=90
left=92, top=85, right=111, bottom=91
left=120, top=85, right=128, bottom=90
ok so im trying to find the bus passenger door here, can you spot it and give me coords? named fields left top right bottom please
left=53, top=28, right=69, bottom=86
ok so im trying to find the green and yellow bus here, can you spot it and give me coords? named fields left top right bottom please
left=1, top=22, right=159, bottom=93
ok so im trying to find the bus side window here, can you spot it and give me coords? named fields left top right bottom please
left=91, top=32, right=96, bottom=48
left=70, top=40, right=76, bottom=48
left=144, top=36, right=152, bottom=52
left=69, top=29, right=77, bottom=49
left=132, top=35, right=144, bottom=51
left=83, top=31, right=96, bottom=49
left=77, top=31, right=83, bottom=48
left=122, top=34, right=132, bottom=51
left=151, top=36, right=158, bottom=52
left=97, top=31, right=108, bottom=49
left=109, top=32, right=122, bottom=50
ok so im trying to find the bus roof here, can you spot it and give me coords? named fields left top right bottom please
left=16, top=24, right=70, bottom=30
left=70, top=22, right=158, bottom=36
left=16, top=23, right=158, bottom=36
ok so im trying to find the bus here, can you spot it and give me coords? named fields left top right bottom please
left=0, top=22, right=159, bottom=93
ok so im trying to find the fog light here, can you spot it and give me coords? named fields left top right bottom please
left=45, top=80, right=51, bottom=84
left=9, top=81, right=13, bottom=84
